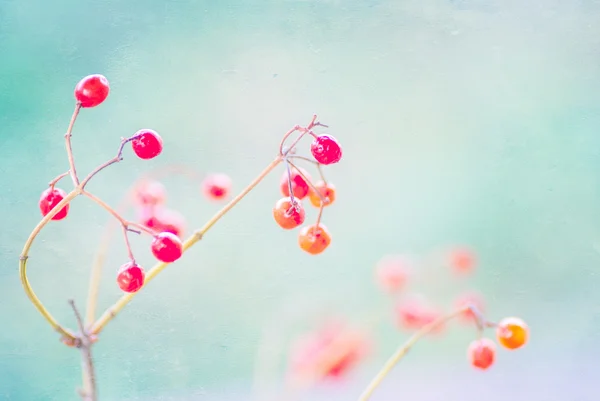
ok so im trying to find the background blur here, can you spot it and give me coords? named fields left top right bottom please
left=2, top=0, right=600, bottom=400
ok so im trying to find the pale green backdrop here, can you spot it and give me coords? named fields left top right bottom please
left=1, top=0, right=600, bottom=400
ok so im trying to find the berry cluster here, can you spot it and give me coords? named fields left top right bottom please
left=273, top=118, right=342, bottom=254
left=373, top=247, right=529, bottom=371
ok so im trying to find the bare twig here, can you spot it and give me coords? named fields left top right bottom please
left=68, top=300, right=97, bottom=401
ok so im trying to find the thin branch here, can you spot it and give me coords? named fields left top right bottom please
left=48, top=171, right=71, bottom=188
left=90, top=155, right=284, bottom=335
left=288, top=155, right=327, bottom=183
left=68, top=300, right=97, bottom=401
left=357, top=307, right=470, bottom=401
left=19, top=190, right=81, bottom=341
left=65, top=103, right=82, bottom=186
left=287, top=160, right=326, bottom=204
left=80, top=134, right=141, bottom=190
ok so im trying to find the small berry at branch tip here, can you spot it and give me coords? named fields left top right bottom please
left=375, top=254, right=411, bottom=293
left=308, top=181, right=336, bottom=208
left=496, top=317, right=529, bottom=350
left=151, top=232, right=183, bottom=263
left=298, top=223, right=331, bottom=254
left=131, top=129, right=163, bottom=160
left=74, top=74, right=110, bottom=108
left=310, top=135, right=342, bottom=165
left=468, top=338, right=496, bottom=370
left=202, top=173, right=232, bottom=201
left=39, top=187, right=70, bottom=220
left=116, top=262, right=145, bottom=293
left=273, top=197, right=305, bottom=229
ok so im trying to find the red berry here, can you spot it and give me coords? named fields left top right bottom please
left=448, top=247, right=476, bottom=274
left=273, top=197, right=306, bottom=229
left=139, top=206, right=186, bottom=237
left=308, top=181, right=336, bottom=208
left=374, top=254, right=412, bottom=293
left=202, top=173, right=232, bottom=201
left=151, top=232, right=183, bottom=263
left=496, top=317, right=529, bottom=350
left=134, top=180, right=166, bottom=206
left=467, top=338, right=496, bottom=370
left=311, top=135, right=342, bottom=165
left=131, top=129, right=163, bottom=160
left=280, top=167, right=311, bottom=199
left=454, top=291, right=486, bottom=324
left=298, top=223, right=331, bottom=254
left=39, top=187, right=70, bottom=220
left=74, top=74, right=110, bottom=108
left=116, top=262, right=145, bottom=293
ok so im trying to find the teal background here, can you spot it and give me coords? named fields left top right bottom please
left=2, top=0, right=600, bottom=399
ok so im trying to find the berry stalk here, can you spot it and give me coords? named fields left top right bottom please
left=65, top=103, right=82, bottom=186
left=89, top=155, right=283, bottom=335
left=357, top=306, right=469, bottom=401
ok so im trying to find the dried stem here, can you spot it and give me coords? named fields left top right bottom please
left=287, top=160, right=326, bottom=204
left=19, top=190, right=80, bottom=341
left=80, top=134, right=140, bottom=190
left=288, top=156, right=327, bottom=183
left=357, top=307, right=470, bottom=401
left=65, top=103, right=82, bottom=186
left=89, top=155, right=284, bottom=334
left=49, top=171, right=71, bottom=188
left=69, top=300, right=97, bottom=401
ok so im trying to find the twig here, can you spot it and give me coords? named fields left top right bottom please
left=89, top=155, right=284, bottom=335
left=68, top=300, right=97, bottom=401
left=357, top=307, right=470, bottom=401
left=65, top=103, right=82, bottom=186
left=80, top=134, right=141, bottom=190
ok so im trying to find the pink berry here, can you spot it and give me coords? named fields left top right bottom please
left=134, top=180, right=166, bottom=206
left=448, top=247, right=476, bottom=275
left=374, top=254, right=412, bottom=293
left=202, top=173, right=232, bottom=201
left=39, top=187, right=70, bottom=220
left=74, top=74, right=110, bottom=108
left=139, top=206, right=186, bottom=238
left=151, top=232, right=183, bottom=263
left=467, top=338, right=496, bottom=370
left=131, top=129, right=163, bottom=160
left=311, top=135, right=342, bottom=165
left=116, top=262, right=145, bottom=293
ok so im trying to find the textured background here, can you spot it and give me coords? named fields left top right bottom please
left=1, top=0, right=600, bottom=400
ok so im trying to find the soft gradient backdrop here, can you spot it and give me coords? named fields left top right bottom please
left=2, top=0, right=600, bottom=400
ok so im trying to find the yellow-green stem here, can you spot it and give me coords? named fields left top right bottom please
left=357, top=307, right=468, bottom=401
left=19, top=189, right=81, bottom=341
left=89, top=155, right=283, bottom=334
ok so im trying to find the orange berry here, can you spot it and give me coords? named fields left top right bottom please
left=496, top=317, right=529, bottom=350
left=468, top=338, right=496, bottom=370
left=298, top=224, right=331, bottom=254
left=273, top=197, right=306, bottom=229
left=308, top=181, right=336, bottom=207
